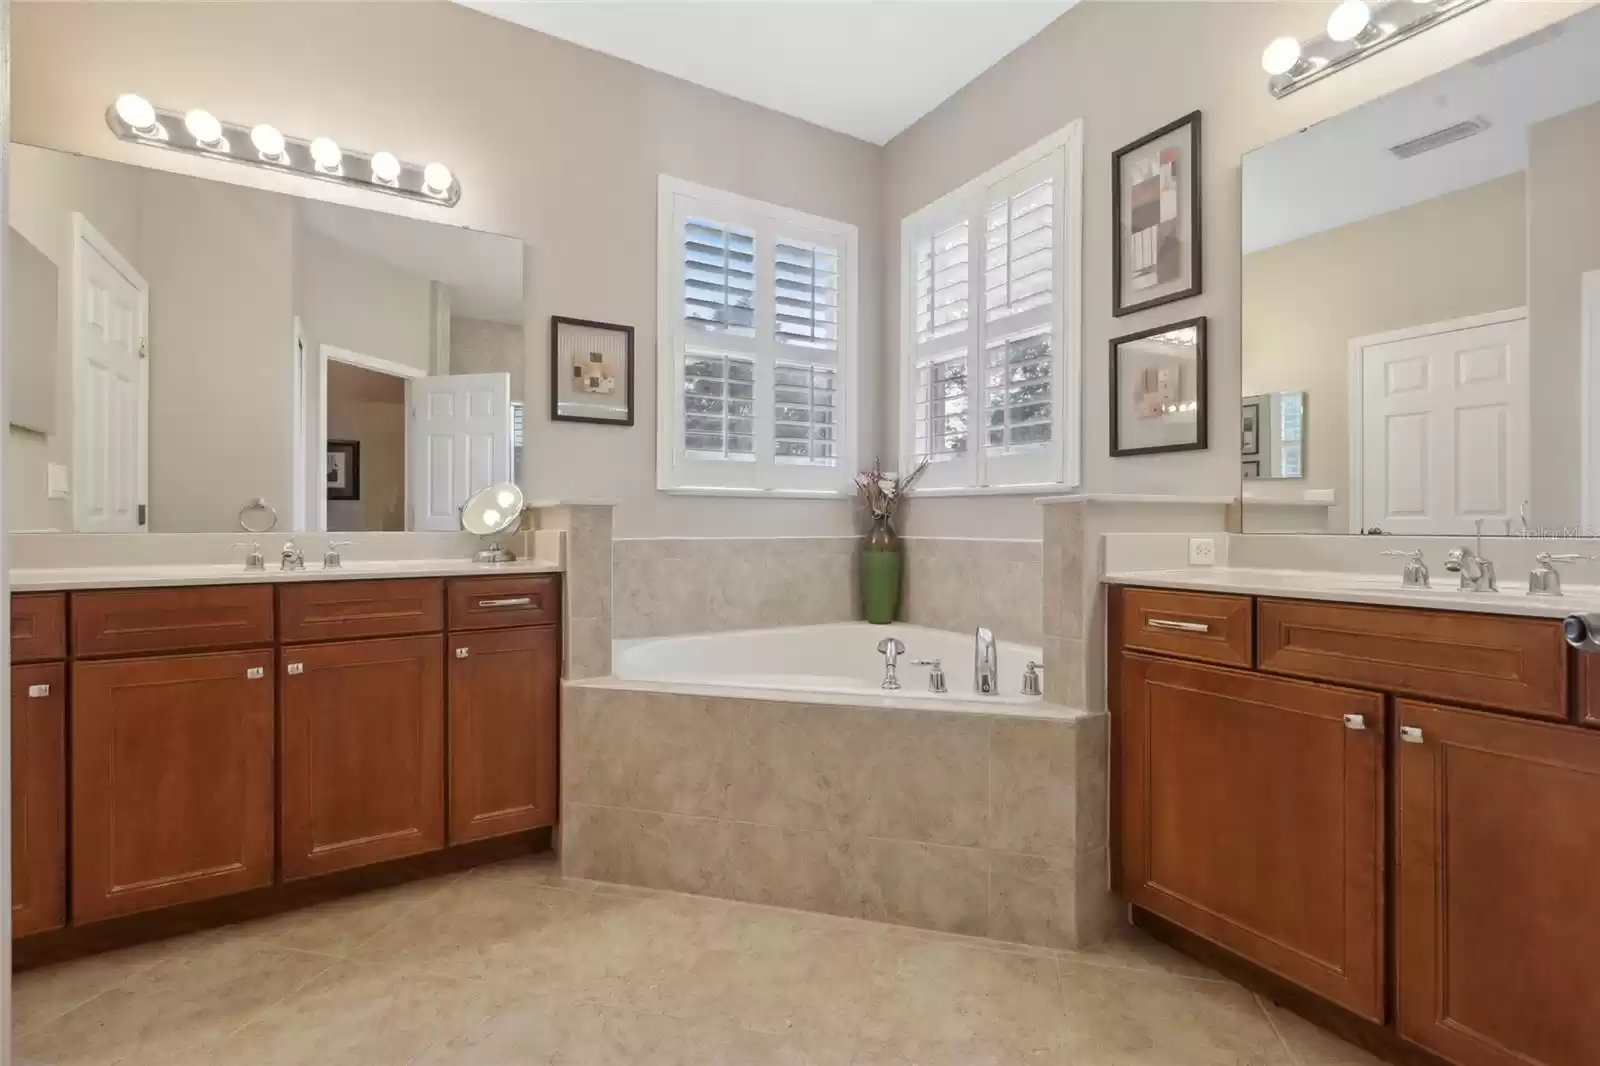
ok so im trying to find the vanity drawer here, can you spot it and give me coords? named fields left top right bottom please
left=1258, top=599, right=1568, bottom=720
left=448, top=575, right=561, bottom=631
left=279, top=579, right=444, bottom=644
left=72, top=585, right=275, bottom=658
left=1118, top=587, right=1253, bottom=669
left=12, top=593, right=66, bottom=663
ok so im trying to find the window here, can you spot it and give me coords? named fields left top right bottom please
left=901, top=121, right=1082, bottom=492
left=658, top=177, right=857, bottom=494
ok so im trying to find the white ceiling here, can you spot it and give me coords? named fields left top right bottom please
left=1243, top=7, right=1600, bottom=254
left=457, top=0, right=1076, bottom=145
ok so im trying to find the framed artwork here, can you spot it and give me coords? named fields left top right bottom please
left=1242, top=460, right=1262, bottom=479
left=1110, top=316, right=1208, bottom=457
left=1112, top=110, right=1202, bottom=317
left=551, top=315, right=635, bottom=426
left=1240, top=396, right=1262, bottom=456
left=326, top=440, right=360, bottom=501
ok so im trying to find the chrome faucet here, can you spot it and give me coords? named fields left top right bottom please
left=974, top=627, right=998, bottom=695
left=280, top=537, right=306, bottom=572
left=1021, top=661, right=1043, bottom=697
left=322, top=541, right=354, bottom=570
left=910, top=658, right=947, bottom=693
left=1381, top=549, right=1430, bottom=589
left=1529, top=552, right=1593, bottom=597
left=877, top=637, right=907, bottom=690
left=1444, top=520, right=1496, bottom=592
left=232, top=540, right=265, bottom=572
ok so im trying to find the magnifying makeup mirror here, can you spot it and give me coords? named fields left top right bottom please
left=461, top=482, right=527, bottom=563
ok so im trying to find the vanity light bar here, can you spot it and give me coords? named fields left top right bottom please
left=1262, top=0, right=1491, bottom=99
left=105, top=96, right=460, bottom=207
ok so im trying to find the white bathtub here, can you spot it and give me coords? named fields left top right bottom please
left=613, top=622, right=1047, bottom=707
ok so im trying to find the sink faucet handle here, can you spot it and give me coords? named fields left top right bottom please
left=232, top=540, right=265, bottom=572
left=1380, top=549, right=1425, bottom=560
left=323, top=540, right=355, bottom=569
left=1536, top=552, right=1592, bottom=565
left=1381, top=549, right=1430, bottom=589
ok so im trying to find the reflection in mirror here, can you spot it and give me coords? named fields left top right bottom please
left=1241, top=7, right=1600, bottom=535
left=461, top=481, right=526, bottom=563
left=6, top=143, right=525, bottom=534
left=1240, top=391, right=1305, bottom=481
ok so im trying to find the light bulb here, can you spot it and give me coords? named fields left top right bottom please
left=250, top=124, right=286, bottom=160
left=309, top=136, right=342, bottom=171
left=370, top=151, right=401, bottom=184
left=115, top=94, right=158, bottom=134
left=422, top=162, right=454, bottom=196
left=1327, top=0, right=1372, bottom=42
left=495, top=489, right=517, bottom=508
left=1261, top=37, right=1302, bottom=76
left=482, top=508, right=502, bottom=527
left=184, top=109, right=224, bottom=147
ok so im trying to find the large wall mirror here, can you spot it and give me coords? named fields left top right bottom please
left=6, top=143, right=525, bottom=535
left=1241, top=7, right=1600, bottom=535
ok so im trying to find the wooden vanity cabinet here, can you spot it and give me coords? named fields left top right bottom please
left=1120, top=652, right=1386, bottom=1020
left=1394, top=701, right=1600, bottom=1066
left=279, top=633, right=446, bottom=879
left=11, top=662, right=66, bottom=936
left=447, top=623, right=559, bottom=843
left=71, top=649, right=277, bottom=923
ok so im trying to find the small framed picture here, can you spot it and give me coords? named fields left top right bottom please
left=1110, top=316, right=1208, bottom=458
left=1242, top=460, right=1262, bottom=479
left=1113, top=110, right=1202, bottom=317
left=1240, top=397, right=1262, bottom=457
left=327, top=440, right=360, bottom=501
left=551, top=316, right=635, bottom=426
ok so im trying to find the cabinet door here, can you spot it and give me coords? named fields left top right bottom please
left=72, top=650, right=276, bottom=923
left=1395, top=701, right=1600, bottom=1066
left=12, top=663, right=65, bottom=936
left=280, top=635, right=445, bottom=879
left=1121, top=653, right=1386, bottom=1020
left=448, top=626, right=558, bottom=843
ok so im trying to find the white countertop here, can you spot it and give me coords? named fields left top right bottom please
left=1104, top=566, right=1597, bottom=620
left=12, top=557, right=563, bottom=592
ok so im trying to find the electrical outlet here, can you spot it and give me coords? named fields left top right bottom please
left=1188, top=537, right=1217, bottom=566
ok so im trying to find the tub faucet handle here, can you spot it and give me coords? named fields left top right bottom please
left=877, top=637, right=907, bottom=690
left=911, top=658, right=947, bottom=694
left=1021, top=661, right=1043, bottom=697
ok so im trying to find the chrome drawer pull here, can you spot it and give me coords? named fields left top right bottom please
left=27, top=684, right=50, bottom=698
left=286, top=663, right=304, bottom=676
left=455, top=647, right=470, bottom=659
left=1343, top=714, right=1366, bottom=731
left=1400, top=726, right=1425, bottom=744
left=246, top=667, right=265, bottom=680
left=1147, top=618, right=1210, bottom=634
left=478, top=597, right=532, bottom=608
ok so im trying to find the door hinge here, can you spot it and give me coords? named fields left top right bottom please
left=137, top=503, right=147, bottom=525
left=139, top=338, right=147, bottom=359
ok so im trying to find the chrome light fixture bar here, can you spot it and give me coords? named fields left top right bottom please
left=1263, top=0, right=1492, bottom=98
left=106, top=95, right=460, bottom=207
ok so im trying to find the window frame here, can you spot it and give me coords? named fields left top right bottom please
left=657, top=175, right=859, bottom=497
left=898, top=120, right=1083, bottom=496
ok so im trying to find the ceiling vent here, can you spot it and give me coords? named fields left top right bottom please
left=1389, top=117, right=1491, bottom=160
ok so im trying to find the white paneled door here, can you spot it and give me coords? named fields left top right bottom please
left=407, top=372, right=513, bottom=531
left=1351, top=311, right=1528, bottom=535
left=71, top=214, right=149, bottom=532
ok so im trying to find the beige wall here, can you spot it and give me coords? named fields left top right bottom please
left=450, top=316, right=525, bottom=403
left=1529, top=100, right=1600, bottom=529
left=881, top=0, right=1589, bottom=538
left=12, top=0, right=882, bottom=538
left=1242, top=173, right=1527, bottom=533
left=297, top=223, right=435, bottom=374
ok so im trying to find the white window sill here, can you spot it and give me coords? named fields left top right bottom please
left=659, top=486, right=851, bottom=500
left=908, top=483, right=1077, bottom=499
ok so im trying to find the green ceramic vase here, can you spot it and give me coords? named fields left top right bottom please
left=861, top=515, right=903, bottom=624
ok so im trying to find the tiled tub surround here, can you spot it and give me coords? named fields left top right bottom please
left=901, top=537, right=1043, bottom=648
left=613, top=536, right=858, bottom=638
left=562, top=682, right=1111, bottom=949
left=534, top=504, right=614, bottom=679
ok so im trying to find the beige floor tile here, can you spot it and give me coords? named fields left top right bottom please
left=459, top=851, right=591, bottom=890
left=1262, top=999, right=1388, bottom=1066
left=1061, top=923, right=1234, bottom=981
left=213, top=875, right=455, bottom=957
left=1055, top=960, right=1294, bottom=1066
left=419, top=999, right=856, bottom=1066
left=857, top=938, right=1064, bottom=1066
left=11, top=933, right=200, bottom=1036
left=181, top=959, right=490, bottom=1066
left=14, top=938, right=333, bottom=1066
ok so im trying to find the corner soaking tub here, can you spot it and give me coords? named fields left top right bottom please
left=613, top=621, right=1044, bottom=707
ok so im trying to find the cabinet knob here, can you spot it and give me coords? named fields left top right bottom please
left=286, top=663, right=305, bottom=675
left=1342, top=714, right=1367, bottom=731
left=1400, top=726, right=1425, bottom=744
left=246, top=667, right=264, bottom=680
left=26, top=684, right=50, bottom=698
left=455, top=647, right=470, bottom=659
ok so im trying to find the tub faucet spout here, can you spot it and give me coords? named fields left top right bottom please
left=974, top=627, right=998, bottom=694
left=877, top=637, right=906, bottom=690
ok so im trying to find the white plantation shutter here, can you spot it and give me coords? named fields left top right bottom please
left=901, top=122, right=1081, bottom=491
left=658, top=177, right=857, bottom=493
